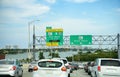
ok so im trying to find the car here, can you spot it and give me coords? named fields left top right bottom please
left=78, top=63, right=84, bottom=69
left=32, top=58, right=70, bottom=77
left=69, top=62, right=79, bottom=71
left=52, top=58, right=71, bottom=76
left=87, top=62, right=94, bottom=75
left=84, top=62, right=91, bottom=72
left=91, top=58, right=120, bottom=77
left=0, top=59, right=23, bottom=77
left=28, top=61, right=37, bottom=72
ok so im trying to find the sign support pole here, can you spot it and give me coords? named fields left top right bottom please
left=117, top=34, right=120, bottom=59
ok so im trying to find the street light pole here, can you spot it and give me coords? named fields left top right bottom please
left=28, top=20, right=40, bottom=60
left=28, top=22, right=32, bottom=59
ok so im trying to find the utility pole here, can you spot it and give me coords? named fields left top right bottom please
left=28, top=20, right=40, bottom=60
left=117, top=34, right=120, bottom=59
left=33, top=25, right=36, bottom=61
left=28, top=22, right=32, bottom=59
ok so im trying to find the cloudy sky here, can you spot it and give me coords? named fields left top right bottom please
left=0, top=0, right=120, bottom=48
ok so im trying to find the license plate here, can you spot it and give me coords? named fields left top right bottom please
left=46, top=71, right=53, bottom=74
left=106, top=68, right=116, bottom=72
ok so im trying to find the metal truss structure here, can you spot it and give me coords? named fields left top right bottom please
left=35, top=34, right=118, bottom=47
left=33, top=34, right=120, bottom=59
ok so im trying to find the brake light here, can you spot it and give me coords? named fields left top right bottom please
left=10, top=66, right=16, bottom=70
left=33, top=66, right=38, bottom=71
left=97, top=66, right=101, bottom=71
left=61, top=67, right=67, bottom=71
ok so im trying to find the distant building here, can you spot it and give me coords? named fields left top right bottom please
left=5, top=45, right=19, bottom=49
left=0, top=54, right=5, bottom=59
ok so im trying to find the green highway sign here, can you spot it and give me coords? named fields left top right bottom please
left=46, top=27, right=63, bottom=46
left=70, top=35, right=92, bottom=45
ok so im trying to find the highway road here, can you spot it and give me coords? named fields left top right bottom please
left=23, top=68, right=90, bottom=77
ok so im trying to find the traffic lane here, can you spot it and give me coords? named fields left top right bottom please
left=23, top=68, right=90, bottom=77
left=71, top=69, right=90, bottom=77
left=23, top=71, right=32, bottom=77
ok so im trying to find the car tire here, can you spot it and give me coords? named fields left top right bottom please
left=19, top=71, right=23, bottom=77
left=28, top=69, right=30, bottom=72
left=19, top=74, right=23, bottom=77
left=95, top=72, right=97, bottom=77
left=11, top=72, right=19, bottom=77
left=88, top=71, right=91, bottom=75
left=68, top=73, right=70, bottom=77
left=90, top=73, right=93, bottom=77
left=28, top=69, right=32, bottom=72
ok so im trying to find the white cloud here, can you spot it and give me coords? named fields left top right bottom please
left=45, top=0, right=56, bottom=4
left=40, top=18, right=108, bottom=35
left=65, top=0, right=97, bottom=3
left=0, top=0, right=50, bottom=23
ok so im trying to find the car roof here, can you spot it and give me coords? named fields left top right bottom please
left=98, top=58, right=120, bottom=60
left=97, top=58, right=120, bottom=61
left=37, top=59, right=64, bottom=63
left=52, top=58, right=68, bottom=61
left=0, top=59, right=17, bottom=61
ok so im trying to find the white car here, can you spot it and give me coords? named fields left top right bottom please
left=91, top=58, right=120, bottom=77
left=0, top=59, right=23, bottom=77
left=52, top=58, right=71, bottom=75
left=32, top=59, right=69, bottom=77
left=28, top=61, right=37, bottom=72
left=87, top=62, right=94, bottom=75
left=78, top=63, right=84, bottom=69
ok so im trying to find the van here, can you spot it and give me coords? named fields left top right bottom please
left=91, top=58, right=120, bottom=77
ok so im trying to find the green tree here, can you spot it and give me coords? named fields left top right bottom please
left=49, top=51, right=60, bottom=58
left=53, top=52, right=60, bottom=58
left=39, top=51, right=45, bottom=59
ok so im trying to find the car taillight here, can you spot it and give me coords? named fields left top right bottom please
left=97, top=66, right=101, bottom=71
left=10, top=66, right=16, bottom=70
left=61, top=67, right=67, bottom=71
left=33, top=66, right=38, bottom=71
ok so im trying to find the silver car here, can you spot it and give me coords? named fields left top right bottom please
left=0, top=59, right=23, bottom=77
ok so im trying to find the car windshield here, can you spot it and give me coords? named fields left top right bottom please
left=101, top=60, right=120, bottom=66
left=38, top=61, right=62, bottom=68
left=62, top=59, right=67, bottom=64
left=31, top=62, right=36, bottom=64
left=0, top=60, right=14, bottom=65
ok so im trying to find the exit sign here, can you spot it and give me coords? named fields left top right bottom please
left=70, top=35, right=92, bottom=45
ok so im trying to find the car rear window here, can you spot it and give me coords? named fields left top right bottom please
left=101, top=60, right=120, bottom=66
left=38, top=61, right=62, bottom=68
left=0, top=61, right=14, bottom=64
